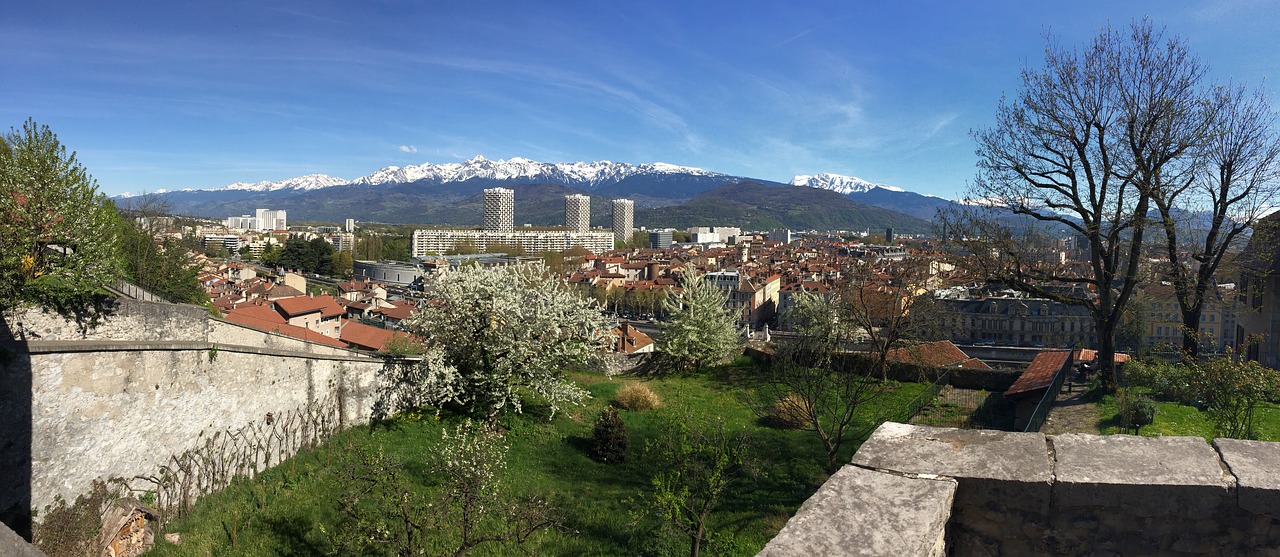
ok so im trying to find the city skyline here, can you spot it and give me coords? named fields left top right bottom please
left=4, top=2, right=1278, bottom=199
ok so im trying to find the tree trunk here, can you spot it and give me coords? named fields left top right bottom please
left=1181, top=311, right=1201, bottom=359
left=691, top=522, right=703, bottom=557
left=1097, top=321, right=1118, bottom=389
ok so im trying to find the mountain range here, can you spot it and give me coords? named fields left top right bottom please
left=122, top=156, right=957, bottom=232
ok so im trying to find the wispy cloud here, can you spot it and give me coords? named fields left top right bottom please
left=398, top=145, right=418, bottom=154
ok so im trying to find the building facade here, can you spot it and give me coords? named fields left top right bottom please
left=649, top=230, right=674, bottom=249
left=565, top=194, right=591, bottom=233
left=483, top=188, right=515, bottom=233
left=411, top=229, right=615, bottom=257
left=612, top=198, right=634, bottom=244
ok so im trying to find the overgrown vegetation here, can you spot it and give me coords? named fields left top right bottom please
left=143, top=362, right=929, bottom=556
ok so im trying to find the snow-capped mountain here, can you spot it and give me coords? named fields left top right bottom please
left=195, top=156, right=728, bottom=193
left=790, top=173, right=905, bottom=194
left=219, top=173, right=351, bottom=192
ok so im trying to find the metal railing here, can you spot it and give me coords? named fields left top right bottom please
left=865, top=371, right=952, bottom=436
left=1022, top=365, right=1070, bottom=432
left=107, top=278, right=167, bottom=303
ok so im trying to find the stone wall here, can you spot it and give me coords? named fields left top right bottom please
left=0, top=301, right=386, bottom=534
left=760, top=422, right=1280, bottom=556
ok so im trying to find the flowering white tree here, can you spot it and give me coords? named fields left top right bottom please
left=660, top=270, right=743, bottom=371
left=399, top=263, right=610, bottom=423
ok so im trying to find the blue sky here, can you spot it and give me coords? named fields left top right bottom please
left=3, top=1, right=1278, bottom=199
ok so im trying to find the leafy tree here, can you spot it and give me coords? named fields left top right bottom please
left=332, top=250, right=354, bottom=277
left=116, top=194, right=207, bottom=305
left=760, top=292, right=886, bottom=473
left=660, top=270, right=742, bottom=371
left=382, top=235, right=411, bottom=261
left=943, top=21, right=1208, bottom=386
left=278, top=237, right=313, bottom=272
left=309, top=237, right=336, bottom=275
left=330, top=422, right=560, bottom=557
left=0, top=119, right=122, bottom=310
left=397, top=263, right=610, bottom=424
left=1192, top=354, right=1280, bottom=439
left=635, top=410, right=751, bottom=557
left=259, top=241, right=281, bottom=266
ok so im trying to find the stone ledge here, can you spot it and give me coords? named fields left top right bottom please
left=758, top=465, right=956, bottom=557
left=1052, top=434, right=1233, bottom=519
left=1214, top=438, right=1280, bottom=519
left=0, top=339, right=378, bottom=363
left=851, top=422, right=1052, bottom=514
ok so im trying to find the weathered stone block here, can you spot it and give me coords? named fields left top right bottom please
left=851, top=422, right=1052, bottom=514
left=757, top=465, right=955, bottom=557
left=1214, top=438, right=1280, bottom=519
left=1052, top=434, right=1232, bottom=519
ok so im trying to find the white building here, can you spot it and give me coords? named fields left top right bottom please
left=483, top=188, right=515, bottom=233
left=411, top=229, right=614, bottom=257
left=612, top=198, right=634, bottom=244
left=225, top=208, right=287, bottom=231
left=345, top=218, right=356, bottom=233
left=565, top=194, right=591, bottom=233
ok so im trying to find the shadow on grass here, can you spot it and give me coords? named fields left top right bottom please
left=260, top=514, right=328, bottom=557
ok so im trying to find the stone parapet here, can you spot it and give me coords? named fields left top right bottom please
left=762, top=422, right=1280, bottom=557
left=758, top=465, right=955, bottom=557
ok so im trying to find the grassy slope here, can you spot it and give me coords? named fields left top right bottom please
left=1097, top=396, right=1280, bottom=442
left=146, top=359, right=926, bottom=556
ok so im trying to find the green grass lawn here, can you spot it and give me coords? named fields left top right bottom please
left=145, top=358, right=927, bottom=556
left=1097, top=396, right=1280, bottom=442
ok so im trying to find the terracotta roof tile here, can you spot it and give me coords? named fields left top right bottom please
left=1005, top=350, right=1072, bottom=397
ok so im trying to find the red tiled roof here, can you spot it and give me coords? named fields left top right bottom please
left=273, top=295, right=345, bottom=319
left=884, top=340, right=971, bottom=368
left=375, top=303, right=416, bottom=321
left=225, top=304, right=286, bottom=325
left=1005, top=350, right=1073, bottom=397
left=1073, top=349, right=1132, bottom=364
left=339, top=320, right=401, bottom=351
left=222, top=312, right=348, bottom=348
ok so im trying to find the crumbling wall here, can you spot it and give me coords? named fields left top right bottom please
left=760, top=423, right=1280, bottom=556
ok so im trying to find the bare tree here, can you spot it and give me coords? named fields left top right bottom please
left=945, top=21, right=1208, bottom=386
left=759, top=292, right=886, bottom=473
left=839, top=255, right=932, bottom=380
left=1149, top=83, right=1280, bottom=356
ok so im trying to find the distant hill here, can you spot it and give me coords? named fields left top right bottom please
left=121, top=156, right=943, bottom=231
left=638, top=182, right=932, bottom=233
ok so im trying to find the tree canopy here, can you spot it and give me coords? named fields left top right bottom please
left=0, top=119, right=122, bottom=310
left=659, top=270, right=743, bottom=371
left=396, top=263, right=611, bottom=423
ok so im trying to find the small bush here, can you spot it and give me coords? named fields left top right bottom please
left=767, top=394, right=811, bottom=430
left=592, top=407, right=630, bottom=463
left=1115, top=388, right=1157, bottom=434
left=614, top=383, right=661, bottom=411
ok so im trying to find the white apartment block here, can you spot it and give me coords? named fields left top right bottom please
left=612, top=198, right=634, bottom=244
left=225, top=208, right=287, bottom=231
left=411, top=229, right=614, bottom=257
left=565, top=194, right=591, bottom=233
left=483, top=188, right=515, bottom=232
left=345, top=218, right=356, bottom=233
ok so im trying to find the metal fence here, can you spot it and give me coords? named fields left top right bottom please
left=1022, top=364, right=1070, bottom=432
left=867, top=372, right=952, bottom=435
left=108, top=278, right=167, bottom=303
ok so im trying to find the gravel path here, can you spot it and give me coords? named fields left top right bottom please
left=1039, top=371, right=1102, bottom=435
